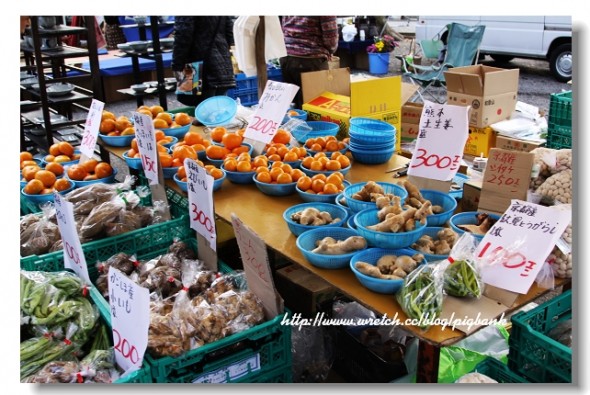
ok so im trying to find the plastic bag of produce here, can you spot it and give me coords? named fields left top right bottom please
left=20, top=204, right=60, bottom=257
left=441, top=233, right=485, bottom=298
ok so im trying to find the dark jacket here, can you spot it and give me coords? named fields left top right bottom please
left=172, top=16, right=236, bottom=90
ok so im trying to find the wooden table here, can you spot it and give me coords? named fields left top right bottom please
left=102, top=127, right=569, bottom=383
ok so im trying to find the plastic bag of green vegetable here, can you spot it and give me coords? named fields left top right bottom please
left=395, top=264, right=444, bottom=330
left=442, top=233, right=484, bottom=298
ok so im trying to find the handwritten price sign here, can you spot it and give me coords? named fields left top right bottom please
left=243, top=80, right=298, bottom=144
left=53, top=192, right=90, bottom=284
left=108, top=267, right=149, bottom=373
left=407, top=100, right=469, bottom=181
left=79, top=99, right=105, bottom=159
left=477, top=199, right=571, bottom=294
left=185, top=158, right=216, bottom=250
left=133, top=112, right=159, bottom=185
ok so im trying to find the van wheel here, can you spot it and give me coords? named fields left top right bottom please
left=490, top=55, right=514, bottom=63
left=549, top=43, right=572, bottom=82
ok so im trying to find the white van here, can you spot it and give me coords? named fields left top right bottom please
left=415, top=16, right=572, bottom=82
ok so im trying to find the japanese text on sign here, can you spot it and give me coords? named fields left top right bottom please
left=484, top=151, right=522, bottom=192
left=477, top=199, right=571, bottom=294
left=407, top=100, right=469, bottom=181
left=80, top=99, right=104, bottom=159
left=53, top=192, right=90, bottom=284
left=108, top=267, right=149, bottom=373
left=185, top=158, right=216, bottom=250
left=133, top=112, right=159, bottom=185
left=243, top=80, right=298, bottom=144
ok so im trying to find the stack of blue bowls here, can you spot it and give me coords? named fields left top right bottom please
left=348, top=117, right=396, bottom=164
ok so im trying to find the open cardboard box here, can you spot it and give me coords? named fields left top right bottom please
left=301, top=68, right=418, bottom=152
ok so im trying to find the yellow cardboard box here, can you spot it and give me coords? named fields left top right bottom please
left=463, top=126, right=497, bottom=157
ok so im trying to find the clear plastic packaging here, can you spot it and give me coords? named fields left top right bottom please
left=442, top=233, right=485, bottom=298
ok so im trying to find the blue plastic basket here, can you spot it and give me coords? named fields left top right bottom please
left=346, top=211, right=359, bottom=229
left=449, top=173, right=469, bottom=200
left=98, top=133, right=134, bottom=147
left=449, top=212, right=501, bottom=242
left=296, top=227, right=367, bottom=269
left=300, top=163, right=351, bottom=178
left=195, top=96, right=237, bottom=127
left=407, top=226, right=455, bottom=263
left=354, top=208, right=427, bottom=249
left=292, top=121, right=339, bottom=143
left=306, top=142, right=349, bottom=157
left=122, top=150, right=142, bottom=170
left=335, top=192, right=352, bottom=216
left=343, top=182, right=408, bottom=213
left=21, top=182, right=75, bottom=205
left=160, top=124, right=191, bottom=139
left=349, top=117, right=396, bottom=144
left=349, top=146, right=395, bottom=164
left=66, top=168, right=118, bottom=188
left=282, top=109, right=308, bottom=124
left=172, top=171, right=225, bottom=192
left=162, top=166, right=180, bottom=179
left=350, top=248, right=425, bottom=294
left=253, top=176, right=297, bottom=197
left=160, top=136, right=178, bottom=148
left=296, top=181, right=350, bottom=204
left=420, top=189, right=457, bottom=227
left=283, top=202, right=349, bottom=236
left=221, top=164, right=256, bottom=184
left=40, top=150, right=81, bottom=167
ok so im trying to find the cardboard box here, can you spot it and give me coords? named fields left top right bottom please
left=301, top=68, right=418, bottom=153
left=461, top=180, right=482, bottom=212
left=463, top=126, right=497, bottom=157
left=445, top=65, right=519, bottom=128
left=400, top=102, right=423, bottom=142
left=274, top=264, right=337, bottom=317
left=495, top=134, right=544, bottom=152
left=400, top=122, right=420, bottom=142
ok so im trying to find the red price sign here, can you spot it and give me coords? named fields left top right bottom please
left=410, top=149, right=461, bottom=170
left=113, top=328, right=140, bottom=365
left=478, top=241, right=537, bottom=278
left=141, top=154, right=156, bottom=173
left=191, top=202, right=214, bottom=234
left=185, top=158, right=217, bottom=250
left=133, top=112, right=159, bottom=185
left=248, top=115, right=279, bottom=137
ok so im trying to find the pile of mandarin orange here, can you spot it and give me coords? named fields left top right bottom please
left=174, top=131, right=212, bottom=153
left=20, top=151, right=72, bottom=195
left=65, top=159, right=114, bottom=182
left=43, top=141, right=79, bottom=164
left=300, top=151, right=351, bottom=172
left=222, top=152, right=267, bottom=173
left=263, top=143, right=307, bottom=163
left=304, top=135, right=347, bottom=153
left=296, top=171, right=347, bottom=195
left=134, top=105, right=192, bottom=130
left=254, top=161, right=305, bottom=185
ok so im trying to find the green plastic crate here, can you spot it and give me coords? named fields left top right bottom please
left=546, top=131, right=572, bottom=149
left=20, top=187, right=192, bottom=283
left=548, top=91, right=572, bottom=131
left=20, top=193, right=43, bottom=215
left=472, top=358, right=528, bottom=383
left=508, top=290, right=572, bottom=383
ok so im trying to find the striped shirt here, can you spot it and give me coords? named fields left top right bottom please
left=281, top=16, right=339, bottom=59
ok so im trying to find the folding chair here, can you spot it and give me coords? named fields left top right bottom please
left=402, top=22, right=486, bottom=103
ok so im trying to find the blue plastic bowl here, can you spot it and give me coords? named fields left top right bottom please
left=292, top=121, right=339, bottom=143
left=282, top=109, right=308, bottom=124
left=122, top=150, right=142, bottom=170
left=296, top=181, right=351, bottom=204
left=195, top=95, right=237, bottom=127
left=283, top=202, right=349, bottom=236
left=253, top=175, right=297, bottom=197
left=21, top=181, right=75, bottom=205
left=160, top=124, right=191, bottom=139
left=350, top=248, right=426, bottom=294
left=306, top=142, right=349, bottom=157
left=343, top=182, right=408, bottom=213
left=347, top=211, right=359, bottom=229
left=420, top=189, right=458, bottom=227
left=407, top=226, right=456, bottom=263
left=98, top=133, right=135, bottom=147
left=162, top=166, right=180, bottom=179
left=300, top=163, right=351, bottom=178
left=159, top=136, right=178, bottom=149
left=449, top=211, right=501, bottom=242
left=296, top=227, right=367, bottom=269
left=354, top=208, right=427, bottom=249
left=349, top=117, right=396, bottom=144
left=221, top=164, right=256, bottom=184
left=349, top=146, right=395, bottom=164
left=40, top=150, right=81, bottom=167
left=173, top=170, right=225, bottom=192
left=449, top=173, right=469, bottom=200
left=66, top=168, right=118, bottom=187
left=335, top=192, right=352, bottom=216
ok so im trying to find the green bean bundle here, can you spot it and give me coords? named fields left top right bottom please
left=443, top=259, right=483, bottom=298
left=395, top=265, right=443, bottom=329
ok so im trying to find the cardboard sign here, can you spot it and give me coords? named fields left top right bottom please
left=477, top=199, right=571, bottom=294
left=478, top=148, right=534, bottom=215
left=53, top=192, right=90, bottom=284
left=231, top=214, right=283, bottom=319
left=244, top=80, right=298, bottom=144
left=407, top=100, right=469, bottom=182
left=185, top=158, right=216, bottom=250
left=79, top=99, right=104, bottom=161
left=133, top=112, right=159, bottom=186
left=108, top=267, right=149, bottom=373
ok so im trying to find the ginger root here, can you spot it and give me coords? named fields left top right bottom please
left=311, top=236, right=367, bottom=255
left=361, top=253, right=423, bottom=280
left=367, top=208, right=417, bottom=233
left=291, top=208, right=340, bottom=226
left=376, top=195, right=403, bottom=221
left=355, top=261, right=403, bottom=280
left=351, top=181, right=384, bottom=202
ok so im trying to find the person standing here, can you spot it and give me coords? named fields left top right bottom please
left=172, top=16, right=236, bottom=108
left=103, top=16, right=126, bottom=50
left=280, top=16, right=339, bottom=109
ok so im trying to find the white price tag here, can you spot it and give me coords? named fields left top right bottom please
left=185, top=158, right=216, bottom=250
left=477, top=200, right=571, bottom=294
left=108, top=267, right=150, bottom=373
left=53, top=192, right=90, bottom=284
left=133, top=112, right=159, bottom=185
left=407, top=100, right=469, bottom=181
left=243, top=80, right=298, bottom=144
left=79, top=99, right=104, bottom=159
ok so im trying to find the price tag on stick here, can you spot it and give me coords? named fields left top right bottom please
left=133, top=112, right=160, bottom=186
left=79, top=99, right=104, bottom=162
left=407, top=100, right=469, bottom=181
left=53, top=192, right=90, bottom=284
left=477, top=199, right=571, bottom=294
left=108, top=267, right=149, bottom=373
left=243, top=80, right=298, bottom=145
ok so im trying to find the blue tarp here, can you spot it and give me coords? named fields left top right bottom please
left=78, top=52, right=173, bottom=76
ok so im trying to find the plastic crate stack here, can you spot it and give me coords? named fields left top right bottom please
left=227, top=66, right=283, bottom=107
left=546, top=90, right=572, bottom=149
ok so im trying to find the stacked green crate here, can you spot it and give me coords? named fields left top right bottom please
left=546, top=91, right=572, bottom=149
